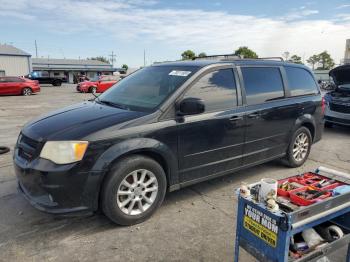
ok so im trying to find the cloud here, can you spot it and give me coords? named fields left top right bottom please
left=336, top=4, right=350, bottom=9
left=282, top=7, right=319, bottom=21
left=0, top=0, right=349, bottom=65
left=336, top=14, right=350, bottom=21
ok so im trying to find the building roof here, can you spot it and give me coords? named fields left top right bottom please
left=0, top=44, right=31, bottom=56
left=32, top=58, right=115, bottom=72
left=32, top=58, right=110, bottom=66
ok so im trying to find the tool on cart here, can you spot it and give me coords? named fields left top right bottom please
left=234, top=166, right=350, bottom=262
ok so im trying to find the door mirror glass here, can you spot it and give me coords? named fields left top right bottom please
left=177, top=97, right=205, bottom=116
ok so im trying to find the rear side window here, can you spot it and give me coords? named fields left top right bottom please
left=184, top=69, right=237, bottom=112
left=241, top=67, right=284, bottom=105
left=285, top=67, right=318, bottom=96
left=4, top=77, right=22, bottom=82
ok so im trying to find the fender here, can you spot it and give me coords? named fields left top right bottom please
left=293, top=114, right=316, bottom=140
left=91, top=137, right=179, bottom=187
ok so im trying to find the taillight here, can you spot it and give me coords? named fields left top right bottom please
left=321, top=97, right=326, bottom=114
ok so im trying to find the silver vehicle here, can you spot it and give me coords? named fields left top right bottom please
left=324, top=65, right=350, bottom=127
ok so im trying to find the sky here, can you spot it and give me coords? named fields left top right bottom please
left=1, top=0, right=350, bottom=68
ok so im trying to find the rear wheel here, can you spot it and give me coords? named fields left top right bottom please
left=284, top=127, right=312, bottom=167
left=52, top=80, right=62, bottom=86
left=90, top=87, right=97, bottom=94
left=22, top=87, right=32, bottom=96
left=101, top=155, right=166, bottom=225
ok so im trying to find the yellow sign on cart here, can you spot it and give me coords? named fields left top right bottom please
left=243, top=204, right=278, bottom=247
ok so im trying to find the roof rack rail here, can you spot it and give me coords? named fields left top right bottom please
left=192, top=54, right=285, bottom=62
left=256, top=57, right=284, bottom=61
left=192, top=54, right=241, bottom=60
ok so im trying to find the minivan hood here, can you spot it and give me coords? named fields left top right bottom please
left=22, top=101, right=147, bottom=141
left=329, top=65, right=350, bottom=86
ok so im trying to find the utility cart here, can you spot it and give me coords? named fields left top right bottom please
left=234, top=166, right=350, bottom=262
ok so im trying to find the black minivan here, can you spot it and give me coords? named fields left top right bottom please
left=14, top=58, right=324, bottom=225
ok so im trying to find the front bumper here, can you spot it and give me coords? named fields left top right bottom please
left=325, top=106, right=350, bottom=126
left=14, top=151, right=102, bottom=214
left=76, top=85, right=88, bottom=92
left=33, top=86, right=40, bottom=93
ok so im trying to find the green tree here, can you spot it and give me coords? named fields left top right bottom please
left=121, top=64, right=128, bottom=71
left=289, top=55, right=303, bottom=64
left=88, top=56, right=110, bottom=64
left=234, top=46, right=258, bottom=58
left=181, top=50, right=196, bottom=60
left=306, top=54, right=320, bottom=70
left=317, top=51, right=335, bottom=70
left=198, top=52, right=207, bottom=58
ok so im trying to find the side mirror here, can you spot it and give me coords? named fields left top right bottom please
left=177, top=97, right=205, bottom=116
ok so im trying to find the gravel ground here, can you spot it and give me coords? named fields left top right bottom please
left=0, top=84, right=349, bottom=262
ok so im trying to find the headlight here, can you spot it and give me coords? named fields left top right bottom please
left=40, top=141, right=89, bottom=164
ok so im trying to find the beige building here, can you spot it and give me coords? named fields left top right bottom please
left=32, top=58, right=115, bottom=83
left=0, top=44, right=31, bottom=76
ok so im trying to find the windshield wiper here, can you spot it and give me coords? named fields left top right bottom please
left=97, top=99, right=129, bottom=110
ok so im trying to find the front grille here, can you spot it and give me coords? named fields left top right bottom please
left=330, top=103, right=350, bottom=114
left=17, top=134, right=40, bottom=161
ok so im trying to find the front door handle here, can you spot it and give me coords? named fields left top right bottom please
left=248, top=113, right=260, bottom=119
left=229, top=115, right=243, bottom=121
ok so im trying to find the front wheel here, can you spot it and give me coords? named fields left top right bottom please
left=325, top=122, right=333, bottom=128
left=284, top=127, right=312, bottom=167
left=101, top=155, right=167, bottom=225
left=22, top=87, right=32, bottom=96
left=52, top=80, right=62, bottom=86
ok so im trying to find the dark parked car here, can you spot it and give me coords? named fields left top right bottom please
left=324, top=64, right=350, bottom=127
left=26, top=71, right=66, bottom=86
left=14, top=58, right=324, bottom=225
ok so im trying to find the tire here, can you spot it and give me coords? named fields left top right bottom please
left=90, top=87, right=97, bottom=94
left=0, top=146, right=10, bottom=154
left=325, top=122, right=333, bottom=128
left=101, top=155, right=167, bottom=225
left=22, top=87, right=32, bottom=96
left=52, top=80, right=62, bottom=86
left=284, top=126, right=312, bottom=168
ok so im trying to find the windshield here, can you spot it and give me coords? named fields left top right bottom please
left=97, top=65, right=198, bottom=112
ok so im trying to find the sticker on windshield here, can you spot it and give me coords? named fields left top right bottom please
left=169, top=70, right=192, bottom=77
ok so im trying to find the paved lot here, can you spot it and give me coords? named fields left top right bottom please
left=0, top=84, right=349, bottom=262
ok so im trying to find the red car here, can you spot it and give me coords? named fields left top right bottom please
left=0, top=76, right=40, bottom=96
left=76, top=75, right=119, bottom=94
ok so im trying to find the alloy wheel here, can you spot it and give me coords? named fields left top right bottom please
left=23, top=88, right=32, bottom=96
left=116, top=169, right=158, bottom=216
left=292, top=133, right=309, bottom=162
